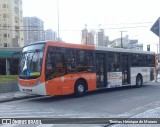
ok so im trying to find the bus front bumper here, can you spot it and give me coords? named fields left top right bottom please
left=18, top=82, right=47, bottom=95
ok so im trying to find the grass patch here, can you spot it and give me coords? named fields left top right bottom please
left=0, top=75, right=18, bottom=83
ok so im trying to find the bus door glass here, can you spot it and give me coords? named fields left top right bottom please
left=96, top=53, right=106, bottom=88
left=121, top=54, right=130, bottom=85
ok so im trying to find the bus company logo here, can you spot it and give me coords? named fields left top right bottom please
left=2, top=119, right=11, bottom=124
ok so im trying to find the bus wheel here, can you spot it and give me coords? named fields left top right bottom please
left=136, top=75, right=143, bottom=88
left=74, top=80, right=86, bottom=97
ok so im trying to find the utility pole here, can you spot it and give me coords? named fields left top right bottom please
left=159, top=19, right=160, bottom=62
left=85, top=24, right=87, bottom=45
left=120, top=31, right=127, bottom=48
left=57, top=0, right=60, bottom=40
left=156, top=43, right=159, bottom=82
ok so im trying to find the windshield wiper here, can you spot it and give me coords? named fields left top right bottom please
left=22, top=52, right=27, bottom=72
left=29, top=50, right=40, bottom=70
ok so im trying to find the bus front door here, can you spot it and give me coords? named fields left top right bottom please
left=96, top=53, right=106, bottom=88
left=122, top=54, right=130, bottom=85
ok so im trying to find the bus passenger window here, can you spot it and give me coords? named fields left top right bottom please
left=77, top=50, right=94, bottom=72
left=147, top=54, right=155, bottom=66
left=132, top=54, right=139, bottom=66
left=141, top=55, right=147, bottom=66
left=65, top=49, right=76, bottom=73
left=108, top=52, right=120, bottom=72
left=45, top=47, right=66, bottom=80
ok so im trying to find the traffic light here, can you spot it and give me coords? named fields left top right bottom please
left=147, top=45, right=150, bottom=51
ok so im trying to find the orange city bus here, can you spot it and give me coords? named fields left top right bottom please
left=18, top=41, right=156, bottom=97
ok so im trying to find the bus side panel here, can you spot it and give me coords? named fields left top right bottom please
left=45, top=73, right=97, bottom=96
left=130, top=67, right=151, bottom=85
left=61, top=74, right=77, bottom=95
left=61, top=73, right=97, bottom=94
left=76, top=73, right=97, bottom=91
left=45, top=78, right=62, bottom=96
left=45, top=75, right=77, bottom=96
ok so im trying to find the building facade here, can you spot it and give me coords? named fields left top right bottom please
left=81, top=28, right=88, bottom=45
left=87, top=32, right=94, bottom=45
left=108, top=35, right=143, bottom=50
left=96, top=29, right=106, bottom=46
left=0, top=47, right=21, bottom=75
left=0, top=0, right=24, bottom=47
left=23, top=17, right=44, bottom=45
left=44, top=29, right=56, bottom=40
left=81, top=28, right=95, bottom=45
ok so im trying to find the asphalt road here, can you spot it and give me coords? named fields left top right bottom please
left=0, top=82, right=160, bottom=127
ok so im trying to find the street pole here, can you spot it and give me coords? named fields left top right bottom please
left=156, top=43, right=158, bottom=82
left=120, top=31, right=127, bottom=48
left=159, top=19, right=160, bottom=62
left=157, top=19, right=160, bottom=82
left=121, top=31, right=122, bottom=48
left=57, top=0, right=60, bottom=40
left=85, top=24, right=87, bottom=45
left=156, top=44, right=158, bottom=61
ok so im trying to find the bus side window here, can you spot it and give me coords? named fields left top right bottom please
left=45, top=47, right=66, bottom=80
left=132, top=54, right=139, bottom=66
left=147, top=54, right=155, bottom=66
left=141, top=55, right=147, bottom=66
left=65, top=49, right=76, bottom=73
left=77, top=50, right=94, bottom=72
left=139, top=55, right=142, bottom=66
left=108, top=52, right=120, bottom=72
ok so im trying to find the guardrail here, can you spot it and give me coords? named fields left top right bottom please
left=0, top=81, right=19, bottom=93
left=0, top=81, right=40, bottom=103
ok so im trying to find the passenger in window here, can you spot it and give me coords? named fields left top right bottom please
left=46, top=64, right=54, bottom=80
left=68, top=65, right=72, bottom=70
left=67, top=63, right=75, bottom=72
left=112, top=62, right=120, bottom=71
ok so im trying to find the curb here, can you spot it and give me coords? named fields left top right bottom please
left=0, top=95, right=41, bottom=103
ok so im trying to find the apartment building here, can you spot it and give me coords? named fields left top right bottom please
left=81, top=28, right=88, bottom=45
left=96, top=29, right=106, bottom=46
left=0, top=0, right=24, bottom=47
left=23, top=17, right=44, bottom=45
left=45, top=29, right=56, bottom=40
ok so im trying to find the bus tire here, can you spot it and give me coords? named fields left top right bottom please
left=135, top=75, right=143, bottom=88
left=74, top=80, right=86, bottom=97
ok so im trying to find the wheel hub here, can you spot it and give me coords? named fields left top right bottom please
left=78, top=85, right=84, bottom=93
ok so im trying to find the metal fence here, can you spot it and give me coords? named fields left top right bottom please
left=0, top=80, right=19, bottom=93
left=0, top=80, right=37, bottom=102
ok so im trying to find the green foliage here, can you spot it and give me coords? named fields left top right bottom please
left=0, top=75, right=18, bottom=83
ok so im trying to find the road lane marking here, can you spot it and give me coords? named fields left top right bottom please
left=120, top=96, right=146, bottom=102
left=0, top=125, right=17, bottom=127
left=36, top=124, right=55, bottom=127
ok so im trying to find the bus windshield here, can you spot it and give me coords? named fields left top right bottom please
left=19, top=44, right=45, bottom=79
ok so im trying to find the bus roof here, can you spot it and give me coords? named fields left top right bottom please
left=25, top=41, right=154, bottom=55
left=24, top=41, right=47, bottom=47
left=96, top=46, right=154, bottom=55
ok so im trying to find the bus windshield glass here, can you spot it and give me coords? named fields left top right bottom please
left=19, top=43, right=45, bottom=79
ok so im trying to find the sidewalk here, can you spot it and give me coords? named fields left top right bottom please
left=157, top=74, right=160, bottom=82
left=0, top=91, right=39, bottom=103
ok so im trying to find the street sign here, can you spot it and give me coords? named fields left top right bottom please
left=150, top=17, right=160, bottom=37
left=147, top=45, right=150, bottom=51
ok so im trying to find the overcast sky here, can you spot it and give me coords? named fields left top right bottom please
left=23, top=0, right=160, bottom=51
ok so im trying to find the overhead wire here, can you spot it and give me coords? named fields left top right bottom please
left=0, top=22, right=153, bottom=31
